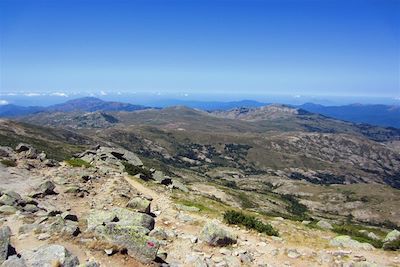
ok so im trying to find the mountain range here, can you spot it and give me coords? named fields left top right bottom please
left=1, top=97, right=399, bottom=128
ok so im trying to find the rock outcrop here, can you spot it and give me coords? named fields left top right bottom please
left=0, top=226, right=11, bottom=264
left=200, top=220, right=237, bottom=246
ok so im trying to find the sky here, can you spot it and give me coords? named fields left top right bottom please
left=0, top=0, right=399, bottom=100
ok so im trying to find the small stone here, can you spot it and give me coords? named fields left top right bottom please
left=219, top=248, right=231, bottom=255
left=104, top=248, right=114, bottom=256
left=287, top=249, right=301, bottom=259
left=0, top=205, right=17, bottom=215
left=37, top=233, right=51, bottom=240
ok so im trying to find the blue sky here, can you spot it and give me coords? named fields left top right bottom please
left=0, top=0, right=399, bottom=98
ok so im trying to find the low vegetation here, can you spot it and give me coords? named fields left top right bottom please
left=0, top=159, right=17, bottom=167
left=383, top=239, right=400, bottom=251
left=237, top=192, right=259, bottom=209
left=122, top=162, right=152, bottom=180
left=65, top=158, right=91, bottom=168
left=332, top=224, right=383, bottom=248
left=223, top=210, right=279, bottom=236
left=281, top=194, right=309, bottom=220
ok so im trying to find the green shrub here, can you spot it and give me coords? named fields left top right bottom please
left=281, top=194, right=308, bottom=219
left=221, top=179, right=237, bottom=189
left=0, top=159, right=16, bottom=167
left=223, top=210, right=279, bottom=236
left=122, top=162, right=152, bottom=180
left=332, top=224, right=383, bottom=248
left=383, top=239, right=400, bottom=251
left=65, top=158, right=91, bottom=168
left=237, top=192, right=258, bottom=209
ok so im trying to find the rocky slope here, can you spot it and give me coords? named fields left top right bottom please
left=0, top=143, right=399, bottom=266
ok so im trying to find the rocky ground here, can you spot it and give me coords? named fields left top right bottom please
left=0, top=144, right=399, bottom=267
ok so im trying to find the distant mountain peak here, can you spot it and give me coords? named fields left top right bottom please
left=211, top=104, right=306, bottom=121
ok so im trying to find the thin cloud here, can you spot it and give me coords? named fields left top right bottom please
left=51, top=92, right=69, bottom=97
left=0, top=100, right=9, bottom=105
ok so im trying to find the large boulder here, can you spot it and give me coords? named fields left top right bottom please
left=383, top=229, right=400, bottom=243
left=0, top=191, right=21, bottom=206
left=103, top=223, right=159, bottom=264
left=382, top=229, right=400, bottom=250
left=0, top=147, right=13, bottom=158
left=329, top=235, right=374, bottom=250
left=0, top=206, right=17, bottom=215
left=0, top=226, right=11, bottom=264
left=126, top=197, right=151, bottom=214
left=86, top=208, right=158, bottom=263
left=78, top=146, right=143, bottom=170
left=48, top=217, right=80, bottom=237
left=21, top=244, right=79, bottom=267
left=86, top=208, right=155, bottom=232
left=316, top=220, right=333, bottom=230
left=1, top=255, right=26, bottom=267
left=30, top=181, right=56, bottom=198
left=15, top=144, right=38, bottom=159
left=200, top=220, right=237, bottom=246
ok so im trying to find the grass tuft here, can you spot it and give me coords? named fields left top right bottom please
left=122, top=162, right=152, bottom=180
left=0, top=159, right=17, bottom=167
left=223, top=210, right=279, bottom=236
left=65, top=158, right=91, bottom=168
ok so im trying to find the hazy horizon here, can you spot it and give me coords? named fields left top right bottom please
left=1, top=91, right=400, bottom=107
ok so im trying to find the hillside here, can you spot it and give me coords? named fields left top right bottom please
left=299, top=103, right=400, bottom=128
left=0, top=97, right=150, bottom=117
left=1, top=143, right=399, bottom=266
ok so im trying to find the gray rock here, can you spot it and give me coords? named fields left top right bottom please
left=239, top=252, right=253, bottom=264
left=0, top=206, right=17, bottom=215
left=30, top=181, right=56, bottom=198
left=287, top=249, right=301, bottom=259
left=383, top=229, right=400, bottom=243
left=149, top=228, right=168, bottom=240
left=224, top=256, right=241, bottom=267
left=0, top=226, right=11, bottom=264
left=0, top=191, right=22, bottom=206
left=64, top=186, right=81, bottom=194
left=86, top=207, right=155, bottom=232
left=367, top=232, right=380, bottom=241
left=37, top=233, right=51, bottom=241
left=126, top=197, right=151, bottom=214
left=0, top=147, right=13, bottom=158
left=18, top=224, right=42, bottom=235
left=177, top=212, right=194, bottom=223
left=22, top=244, right=79, bottom=267
left=171, top=180, right=189, bottom=192
left=200, top=220, right=237, bottom=246
left=152, top=171, right=164, bottom=182
left=0, top=255, right=26, bottom=267
left=102, top=223, right=159, bottom=264
left=316, top=220, right=333, bottom=230
left=22, top=204, right=39, bottom=213
left=15, top=144, right=38, bottom=159
left=79, top=146, right=143, bottom=169
left=329, top=235, right=374, bottom=250
left=43, top=159, right=59, bottom=167
left=48, top=217, right=80, bottom=237
left=37, top=152, right=47, bottom=161
left=0, top=195, right=18, bottom=207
